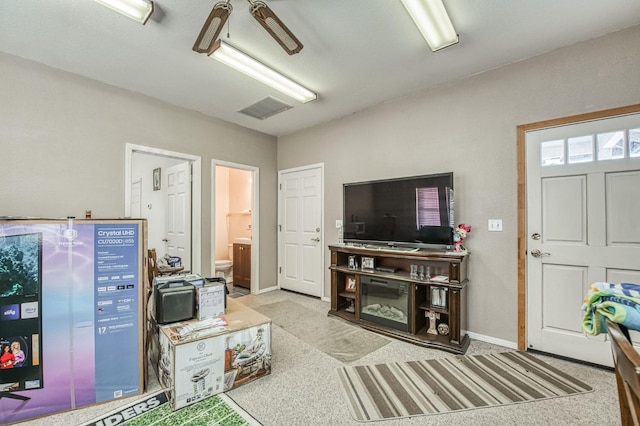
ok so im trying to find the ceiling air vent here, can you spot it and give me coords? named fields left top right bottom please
left=238, top=96, right=293, bottom=120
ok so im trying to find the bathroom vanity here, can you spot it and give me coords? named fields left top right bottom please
left=233, top=241, right=251, bottom=289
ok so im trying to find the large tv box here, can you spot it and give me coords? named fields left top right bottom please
left=155, top=281, right=196, bottom=324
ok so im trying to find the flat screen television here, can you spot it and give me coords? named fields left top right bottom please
left=343, top=172, right=454, bottom=249
left=0, top=232, right=43, bottom=396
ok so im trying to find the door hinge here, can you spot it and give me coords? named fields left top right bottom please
left=279, top=266, right=282, bottom=274
left=278, top=224, right=282, bottom=231
left=279, top=183, right=282, bottom=190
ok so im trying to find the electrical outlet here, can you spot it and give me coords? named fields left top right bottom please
left=488, top=219, right=503, bottom=232
left=336, top=219, right=343, bottom=229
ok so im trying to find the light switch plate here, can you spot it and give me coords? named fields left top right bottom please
left=336, top=219, right=343, bottom=229
left=488, top=219, right=503, bottom=232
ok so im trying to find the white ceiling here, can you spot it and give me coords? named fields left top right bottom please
left=1, top=1, right=639, bottom=137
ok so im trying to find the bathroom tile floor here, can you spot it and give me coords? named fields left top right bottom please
left=228, top=283, right=250, bottom=298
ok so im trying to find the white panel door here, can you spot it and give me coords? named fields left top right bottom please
left=165, top=162, right=192, bottom=270
left=130, top=179, right=142, bottom=218
left=279, top=166, right=323, bottom=297
left=526, top=113, right=640, bottom=366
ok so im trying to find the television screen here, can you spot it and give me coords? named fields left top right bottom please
left=343, top=173, right=454, bottom=248
left=0, top=232, right=43, bottom=393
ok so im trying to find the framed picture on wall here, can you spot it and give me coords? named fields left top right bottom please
left=153, top=168, right=161, bottom=191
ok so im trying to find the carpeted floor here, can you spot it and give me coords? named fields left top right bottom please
left=17, top=289, right=621, bottom=426
left=337, top=351, right=593, bottom=421
left=252, top=299, right=389, bottom=362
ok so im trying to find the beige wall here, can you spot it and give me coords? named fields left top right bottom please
left=228, top=168, right=252, bottom=241
left=0, top=52, right=278, bottom=287
left=277, top=25, right=640, bottom=343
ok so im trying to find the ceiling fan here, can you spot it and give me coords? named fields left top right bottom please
left=193, top=0, right=303, bottom=56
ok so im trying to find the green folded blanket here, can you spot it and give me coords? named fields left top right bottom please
left=581, top=282, right=640, bottom=335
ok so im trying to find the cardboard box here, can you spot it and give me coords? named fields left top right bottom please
left=157, top=298, right=271, bottom=410
left=197, top=283, right=226, bottom=320
left=0, top=219, right=147, bottom=425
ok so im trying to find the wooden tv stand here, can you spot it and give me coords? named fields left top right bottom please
left=328, top=244, right=469, bottom=354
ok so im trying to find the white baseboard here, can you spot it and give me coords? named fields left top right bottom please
left=465, top=331, right=518, bottom=349
left=256, top=285, right=279, bottom=294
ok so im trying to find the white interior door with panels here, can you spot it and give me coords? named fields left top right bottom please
left=130, top=179, right=142, bottom=218
left=526, top=113, right=640, bottom=366
left=165, top=162, right=192, bottom=271
left=278, top=165, right=324, bottom=298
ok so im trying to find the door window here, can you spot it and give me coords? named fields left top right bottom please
left=541, top=126, right=640, bottom=166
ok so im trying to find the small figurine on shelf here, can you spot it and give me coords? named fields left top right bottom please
left=345, top=300, right=355, bottom=313
left=453, top=223, right=471, bottom=252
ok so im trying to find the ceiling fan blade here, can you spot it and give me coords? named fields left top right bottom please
left=249, top=1, right=303, bottom=55
left=193, top=1, right=232, bottom=54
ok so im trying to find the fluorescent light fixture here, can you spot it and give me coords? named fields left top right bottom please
left=95, top=0, right=154, bottom=25
left=401, top=0, right=459, bottom=51
left=208, top=40, right=316, bottom=104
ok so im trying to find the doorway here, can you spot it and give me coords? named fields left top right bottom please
left=278, top=164, right=324, bottom=298
left=125, top=144, right=202, bottom=273
left=517, top=104, right=640, bottom=366
left=212, top=160, right=259, bottom=295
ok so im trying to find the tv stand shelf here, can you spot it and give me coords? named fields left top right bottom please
left=338, top=291, right=356, bottom=299
left=329, top=244, right=469, bottom=354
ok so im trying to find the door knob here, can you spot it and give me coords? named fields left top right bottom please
left=311, top=237, right=320, bottom=242
left=530, top=249, right=550, bottom=258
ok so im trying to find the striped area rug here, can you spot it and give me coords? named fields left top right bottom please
left=337, top=351, right=593, bottom=421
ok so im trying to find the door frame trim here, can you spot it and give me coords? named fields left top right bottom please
left=125, top=143, right=202, bottom=274
left=212, top=160, right=260, bottom=294
left=516, top=103, right=640, bottom=350
left=277, top=163, right=325, bottom=299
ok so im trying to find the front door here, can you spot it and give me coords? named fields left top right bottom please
left=278, top=165, right=323, bottom=297
left=526, top=112, right=640, bottom=366
left=165, top=162, right=192, bottom=271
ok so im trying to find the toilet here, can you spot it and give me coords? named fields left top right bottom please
left=214, top=244, right=233, bottom=282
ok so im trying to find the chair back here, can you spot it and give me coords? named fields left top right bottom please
left=607, top=318, right=640, bottom=425
left=147, top=248, right=185, bottom=281
left=147, top=248, right=159, bottom=284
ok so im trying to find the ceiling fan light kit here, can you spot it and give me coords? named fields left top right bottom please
left=94, top=0, right=154, bottom=25
left=193, top=1, right=233, bottom=54
left=401, top=0, right=459, bottom=51
left=208, top=40, right=316, bottom=103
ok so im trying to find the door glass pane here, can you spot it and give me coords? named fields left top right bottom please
left=541, top=139, right=564, bottom=166
left=567, top=135, right=593, bottom=163
left=597, top=130, right=625, bottom=160
left=631, top=128, right=640, bottom=158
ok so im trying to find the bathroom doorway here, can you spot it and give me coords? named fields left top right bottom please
left=212, top=160, right=259, bottom=296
